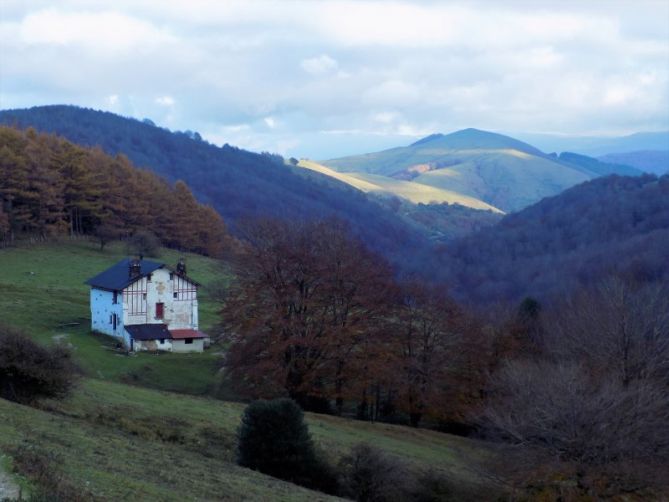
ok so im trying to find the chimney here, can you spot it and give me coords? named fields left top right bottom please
left=129, top=257, right=142, bottom=279
left=176, top=257, right=186, bottom=275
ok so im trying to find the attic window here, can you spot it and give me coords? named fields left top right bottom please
left=147, top=273, right=152, bottom=281
left=112, top=291, right=118, bottom=304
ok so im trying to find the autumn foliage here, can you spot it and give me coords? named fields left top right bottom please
left=0, top=126, right=227, bottom=256
left=221, top=218, right=486, bottom=424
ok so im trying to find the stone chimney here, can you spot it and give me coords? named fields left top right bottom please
left=129, top=257, right=142, bottom=279
left=176, top=257, right=186, bottom=275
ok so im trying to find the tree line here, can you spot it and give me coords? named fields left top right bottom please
left=0, top=126, right=227, bottom=256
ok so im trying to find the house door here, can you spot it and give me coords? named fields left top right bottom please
left=156, top=302, right=164, bottom=319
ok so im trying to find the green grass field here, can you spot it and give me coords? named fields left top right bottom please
left=0, top=239, right=225, bottom=395
left=0, top=240, right=494, bottom=500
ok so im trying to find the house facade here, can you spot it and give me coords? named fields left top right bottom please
left=86, top=257, right=208, bottom=352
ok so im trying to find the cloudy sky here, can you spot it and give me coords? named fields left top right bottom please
left=1, top=0, right=668, bottom=158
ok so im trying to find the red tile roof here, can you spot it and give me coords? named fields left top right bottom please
left=169, top=329, right=208, bottom=339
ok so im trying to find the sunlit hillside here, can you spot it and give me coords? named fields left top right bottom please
left=320, top=129, right=632, bottom=212
left=298, top=159, right=502, bottom=212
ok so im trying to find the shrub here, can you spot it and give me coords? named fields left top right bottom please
left=236, top=398, right=337, bottom=493
left=11, top=444, right=96, bottom=501
left=0, top=324, right=77, bottom=403
left=338, top=443, right=409, bottom=501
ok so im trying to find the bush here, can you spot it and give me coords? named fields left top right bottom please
left=0, top=324, right=77, bottom=403
left=126, top=230, right=161, bottom=258
left=338, top=443, right=409, bottom=501
left=11, top=444, right=96, bottom=501
left=236, top=398, right=338, bottom=493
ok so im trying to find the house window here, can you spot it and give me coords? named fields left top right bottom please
left=156, top=302, right=164, bottom=319
left=143, top=293, right=147, bottom=299
left=173, top=292, right=178, bottom=299
left=147, top=273, right=152, bottom=282
left=185, top=338, right=193, bottom=345
left=160, top=338, right=165, bottom=344
left=169, top=273, right=174, bottom=280
left=112, top=291, right=118, bottom=304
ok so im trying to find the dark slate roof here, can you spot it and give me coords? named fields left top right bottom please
left=126, top=324, right=172, bottom=341
left=85, top=258, right=164, bottom=291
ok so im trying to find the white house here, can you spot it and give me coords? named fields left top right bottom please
left=85, top=257, right=208, bottom=352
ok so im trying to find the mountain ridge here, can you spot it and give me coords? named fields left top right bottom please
left=319, top=128, right=633, bottom=212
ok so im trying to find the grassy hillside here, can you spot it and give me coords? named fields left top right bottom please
left=411, top=150, right=589, bottom=212
left=298, top=159, right=502, bottom=212
left=0, top=240, right=494, bottom=499
left=320, top=129, right=637, bottom=212
left=0, top=240, right=226, bottom=395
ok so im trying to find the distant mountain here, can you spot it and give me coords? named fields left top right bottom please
left=437, top=174, right=669, bottom=305
left=598, top=151, right=669, bottom=175
left=409, top=128, right=546, bottom=156
left=320, top=128, right=633, bottom=213
left=0, top=105, right=432, bottom=268
left=512, top=131, right=669, bottom=157
left=555, top=152, right=641, bottom=177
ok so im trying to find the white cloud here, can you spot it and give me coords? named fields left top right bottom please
left=18, top=9, right=175, bottom=53
left=0, top=1, right=667, bottom=158
left=155, top=95, right=175, bottom=107
left=301, top=54, right=338, bottom=75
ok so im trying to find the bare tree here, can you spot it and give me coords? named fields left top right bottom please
left=545, top=277, right=669, bottom=386
left=478, top=278, right=669, bottom=498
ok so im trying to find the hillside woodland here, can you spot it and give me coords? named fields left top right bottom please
left=0, top=126, right=227, bottom=255
left=438, top=174, right=669, bottom=304
left=0, top=106, right=433, bottom=269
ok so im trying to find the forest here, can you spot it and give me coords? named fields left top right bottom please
left=0, top=126, right=227, bottom=256
left=436, top=173, right=669, bottom=304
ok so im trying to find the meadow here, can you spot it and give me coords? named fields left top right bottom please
left=0, top=240, right=493, bottom=499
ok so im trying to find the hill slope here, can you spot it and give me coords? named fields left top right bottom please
left=0, top=105, right=431, bottom=268
left=320, top=129, right=633, bottom=212
left=436, top=174, right=669, bottom=304
left=0, top=240, right=492, bottom=499
left=598, top=150, right=669, bottom=175
left=298, top=159, right=502, bottom=211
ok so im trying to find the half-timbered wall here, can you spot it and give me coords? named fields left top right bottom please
left=121, top=268, right=198, bottom=330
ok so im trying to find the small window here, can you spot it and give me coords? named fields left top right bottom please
left=169, top=273, right=174, bottom=280
left=159, top=338, right=165, bottom=344
left=143, top=293, right=147, bottom=299
left=185, top=338, right=193, bottom=345
left=156, top=302, right=164, bottom=319
left=112, top=291, right=118, bottom=304
left=109, top=314, right=112, bottom=324
left=147, top=273, right=152, bottom=282
left=173, top=292, right=178, bottom=299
